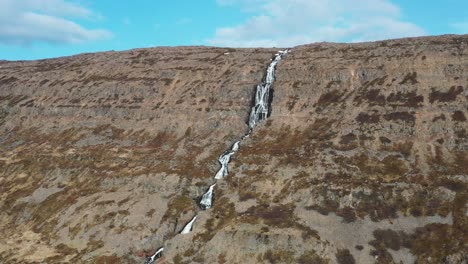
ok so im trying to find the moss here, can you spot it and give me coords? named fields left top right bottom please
left=452, top=111, right=466, bottom=122
left=340, top=133, right=357, bottom=145
left=381, top=155, right=408, bottom=175
left=383, top=111, right=416, bottom=124
left=69, top=223, right=82, bottom=239
left=0, top=76, right=18, bottom=86
left=297, top=250, right=328, bottom=264
left=183, top=248, right=197, bottom=258
left=369, top=247, right=394, bottom=263
left=238, top=188, right=258, bottom=201
left=409, top=224, right=465, bottom=263
left=54, top=243, right=78, bottom=257
left=274, top=171, right=310, bottom=201
left=145, top=209, right=156, bottom=217
left=193, top=197, right=236, bottom=243
left=315, top=89, right=346, bottom=108
left=336, top=206, right=357, bottom=223
left=432, top=114, right=446, bottom=122
left=6, top=95, right=29, bottom=107
left=300, top=225, right=320, bottom=240
left=192, top=252, right=206, bottom=263
left=355, top=245, right=364, bottom=251
left=336, top=153, right=408, bottom=179
left=161, top=195, right=195, bottom=222
left=428, top=149, right=468, bottom=175
left=335, top=249, right=355, bottom=264
left=147, top=131, right=178, bottom=149
left=241, top=203, right=319, bottom=240
left=379, top=141, right=413, bottom=159
left=369, top=220, right=466, bottom=263
left=399, top=72, right=418, bottom=85
left=173, top=254, right=185, bottom=264
left=365, top=89, right=386, bottom=106
left=93, top=255, right=122, bottom=264
left=286, top=95, right=300, bottom=110
left=356, top=112, right=380, bottom=124
left=348, top=189, right=399, bottom=221
left=263, top=249, right=295, bottom=264
left=242, top=204, right=295, bottom=228
left=218, top=253, right=227, bottom=264
left=429, top=86, right=463, bottom=103
left=305, top=198, right=339, bottom=216
left=117, top=197, right=130, bottom=206
left=371, top=229, right=403, bottom=251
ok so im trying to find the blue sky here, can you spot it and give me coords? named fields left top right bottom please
left=0, top=0, right=466, bottom=60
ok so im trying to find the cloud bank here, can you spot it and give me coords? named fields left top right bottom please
left=210, top=0, right=425, bottom=47
left=0, top=0, right=112, bottom=45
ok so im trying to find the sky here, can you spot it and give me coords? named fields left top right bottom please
left=0, top=0, right=466, bottom=60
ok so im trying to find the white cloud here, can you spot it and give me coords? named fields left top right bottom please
left=0, top=0, right=112, bottom=45
left=210, top=0, right=425, bottom=47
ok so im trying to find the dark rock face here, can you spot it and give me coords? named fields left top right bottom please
left=0, top=35, right=467, bottom=263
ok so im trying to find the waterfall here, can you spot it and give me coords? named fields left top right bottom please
left=144, top=49, right=288, bottom=264
left=214, top=140, right=241, bottom=180
left=199, top=183, right=216, bottom=210
left=214, top=151, right=235, bottom=180
left=249, top=50, right=288, bottom=129
left=145, top=247, right=163, bottom=264
left=180, top=215, right=197, bottom=234
left=231, top=140, right=240, bottom=152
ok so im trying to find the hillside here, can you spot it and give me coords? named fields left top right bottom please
left=0, top=35, right=467, bottom=263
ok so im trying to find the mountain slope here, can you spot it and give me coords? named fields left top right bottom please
left=0, top=35, right=467, bottom=263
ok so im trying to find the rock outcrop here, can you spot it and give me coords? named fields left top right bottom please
left=0, top=35, right=466, bottom=263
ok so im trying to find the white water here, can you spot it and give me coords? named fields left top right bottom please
left=214, top=151, right=235, bottom=180
left=248, top=50, right=288, bottom=129
left=145, top=247, right=163, bottom=264
left=214, top=140, right=241, bottom=180
left=231, top=140, right=240, bottom=152
left=144, top=50, right=288, bottom=263
left=200, top=183, right=216, bottom=210
left=180, top=215, right=197, bottom=234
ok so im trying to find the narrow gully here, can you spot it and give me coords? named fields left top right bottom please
left=145, top=49, right=289, bottom=264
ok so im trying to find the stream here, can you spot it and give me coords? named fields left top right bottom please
left=145, top=49, right=289, bottom=264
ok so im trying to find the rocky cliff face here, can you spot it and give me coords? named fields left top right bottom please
left=0, top=35, right=466, bottom=264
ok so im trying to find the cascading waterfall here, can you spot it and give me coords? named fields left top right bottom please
left=249, top=50, right=288, bottom=129
left=180, top=215, right=197, bottom=234
left=144, top=248, right=164, bottom=264
left=214, top=141, right=239, bottom=180
left=145, top=49, right=288, bottom=264
left=199, top=183, right=216, bottom=210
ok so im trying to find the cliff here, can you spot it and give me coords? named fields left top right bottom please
left=0, top=35, right=466, bottom=263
